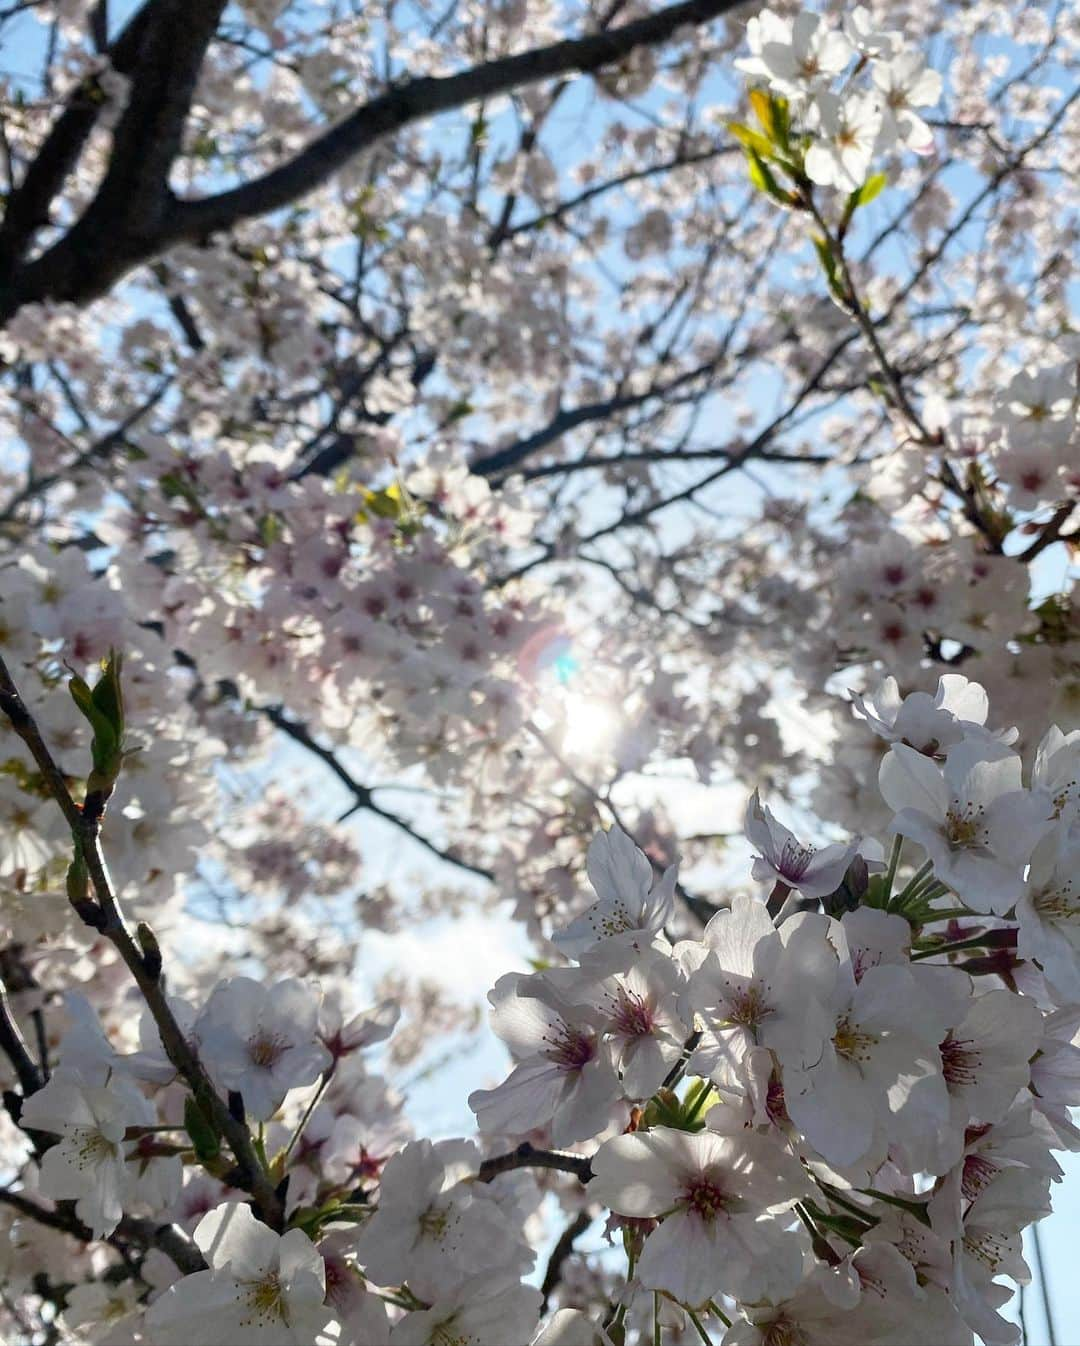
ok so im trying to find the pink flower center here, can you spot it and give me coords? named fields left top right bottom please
left=612, top=989, right=655, bottom=1038
left=940, top=1033, right=981, bottom=1088
left=962, top=1153, right=1000, bottom=1202
left=682, top=1174, right=729, bottom=1223
left=777, top=839, right=816, bottom=881
left=544, top=1025, right=596, bottom=1072
left=248, top=1030, right=290, bottom=1068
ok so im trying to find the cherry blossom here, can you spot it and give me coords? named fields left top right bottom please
left=589, top=1127, right=808, bottom=1307
left=146, top=1202, right=339, bottom=1344
left=195, top=976, right=332, bottom=1122
left=879, top=739, right=1053, bottom=913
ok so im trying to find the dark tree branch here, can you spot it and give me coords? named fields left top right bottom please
left=478, top=1140, right=594, bottom=1185
left=262, top=705, right=496, bottom=883
left=1, top=0, right=747, bottom=319
left=0, top=1187, right=205, bottom=1274
left=0, top=974, right=42, bottom=1099
left=541, top=1208, right=593, bottom=1312
left=172, top=0, right=744, bottom=238
left=469, top=354, right=732, bottom=480
left=0, top=0, right=159, bottom=283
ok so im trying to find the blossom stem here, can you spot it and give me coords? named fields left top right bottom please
left=795, top=1201, right=843, bottom=1263
left=814, top=1179, right=877, bottom=1227
left=686, top=1306, right=714, bottom=1345
left=707, top=1300, right=732, bottom=1328
left=281, top=1067, right=334, bottom=1164
left=911, top=934, right=999, bottom=961
left=856, top=1187, right=931, bottom=1225
left=681, top=1078, right=713, bottom=1127
left=889, top=859, right=935, bottom=910
left=883, top=834, right=903, bottom=902
left=654, top=1291, right=663, bottom=1346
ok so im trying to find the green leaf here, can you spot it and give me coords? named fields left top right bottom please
left=90, top=651, right=124, bottom=743
left=745, top=147, right=797, bottom=207
left=184, top=1096, right=221, bottom=1163
left=855, top=171, right=887, bottom=206
left=69, top=672, right=118, bottom=774
left=68, top=652, right=125, bottom=785
left=727, top=120, right=775, bottom=161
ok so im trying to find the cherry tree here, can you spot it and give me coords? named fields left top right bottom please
left=0, top=0, right=1078, bottom=1342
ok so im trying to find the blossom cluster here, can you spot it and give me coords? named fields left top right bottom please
left=737, top=7, right=943, bottom=188
left=467, top=673, right=1080, bottom=1346
left=0, top=1, right=1077, bottom=1343
left=2, top=663, right=1076, bottom=1345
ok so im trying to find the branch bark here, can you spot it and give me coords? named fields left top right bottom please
left=478, top=1140, right=594, bottom=1185
left=1, top=0, right=748, bottom=320
left=0, top=1186, right=205, bottom=1274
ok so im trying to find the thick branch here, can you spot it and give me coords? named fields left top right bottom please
left=0, top=0, right=159, bottom=281
left=478, top=1140, right=594, bottom=1185
left=172, top=0, right=743, bottom=237
left=1, top=0, right=747, bottom=317
left=0, top=1187, right=205, bottom=1274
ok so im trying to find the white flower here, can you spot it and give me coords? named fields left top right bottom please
left=745, top=790, right=856, bottom=899
left=589, top=1127, right=806, bottom=1307
left=805, top=92, right=883, bottom=190
left=1028, top=1006, right=1080, bottom=1148
left=61, top=1279, right=141, bottom=1345
left=145, top=1202, right=339, bottom=1344
left=872, top=50, right=942, bottom=153
left=784, top=936, right=964, bottom=1169
left=933, top=1166, right=1049, bottom=1346
left=469, top=971, right=620, bottom=1145
left=320, top=1229, right=391, bottom=1346
left=20, top=1067, right=164, bottom=1238
left=552, top=825, right=675, bottom=971
left=939, top=990, right=1043, bottom=1129
left=352, top=1139, right=532, bottom=1299
left=685, top=895, right=838, bottom=1084
left=567, top=953, right=689, bottom=1099
left=195, top=976, right=332, bottom=1121
left=736, top=11, right=853, bottom=98
left=319, top=996, right=400, bottom=1062
left=1015, top=820, right=1080, bottom=996
left=1031, top=724, right=1080, bottom=817
left=387, top=1275, right=542, bottom=1346
left=879, top=739, right=1052, bottom=913
left=843, top=7, right=899, bottom=60
left=532, top=1308, right=612, bottom=1345
left=851, top=673, right=1015, bottom=755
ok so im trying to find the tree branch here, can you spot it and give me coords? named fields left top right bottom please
left=0, top=1187, right=205, bottom=1275
left=1, top=0, right=747, bottom=317
left=0, top=0, right=159, bottom=282
left=541, top=1208, right=593, bottom=1312
left=0, top=653, right=284, bottom=1229
left=478, top=1140, right=594, bottom=1185
left=261, top=704, right=496, bottom=883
